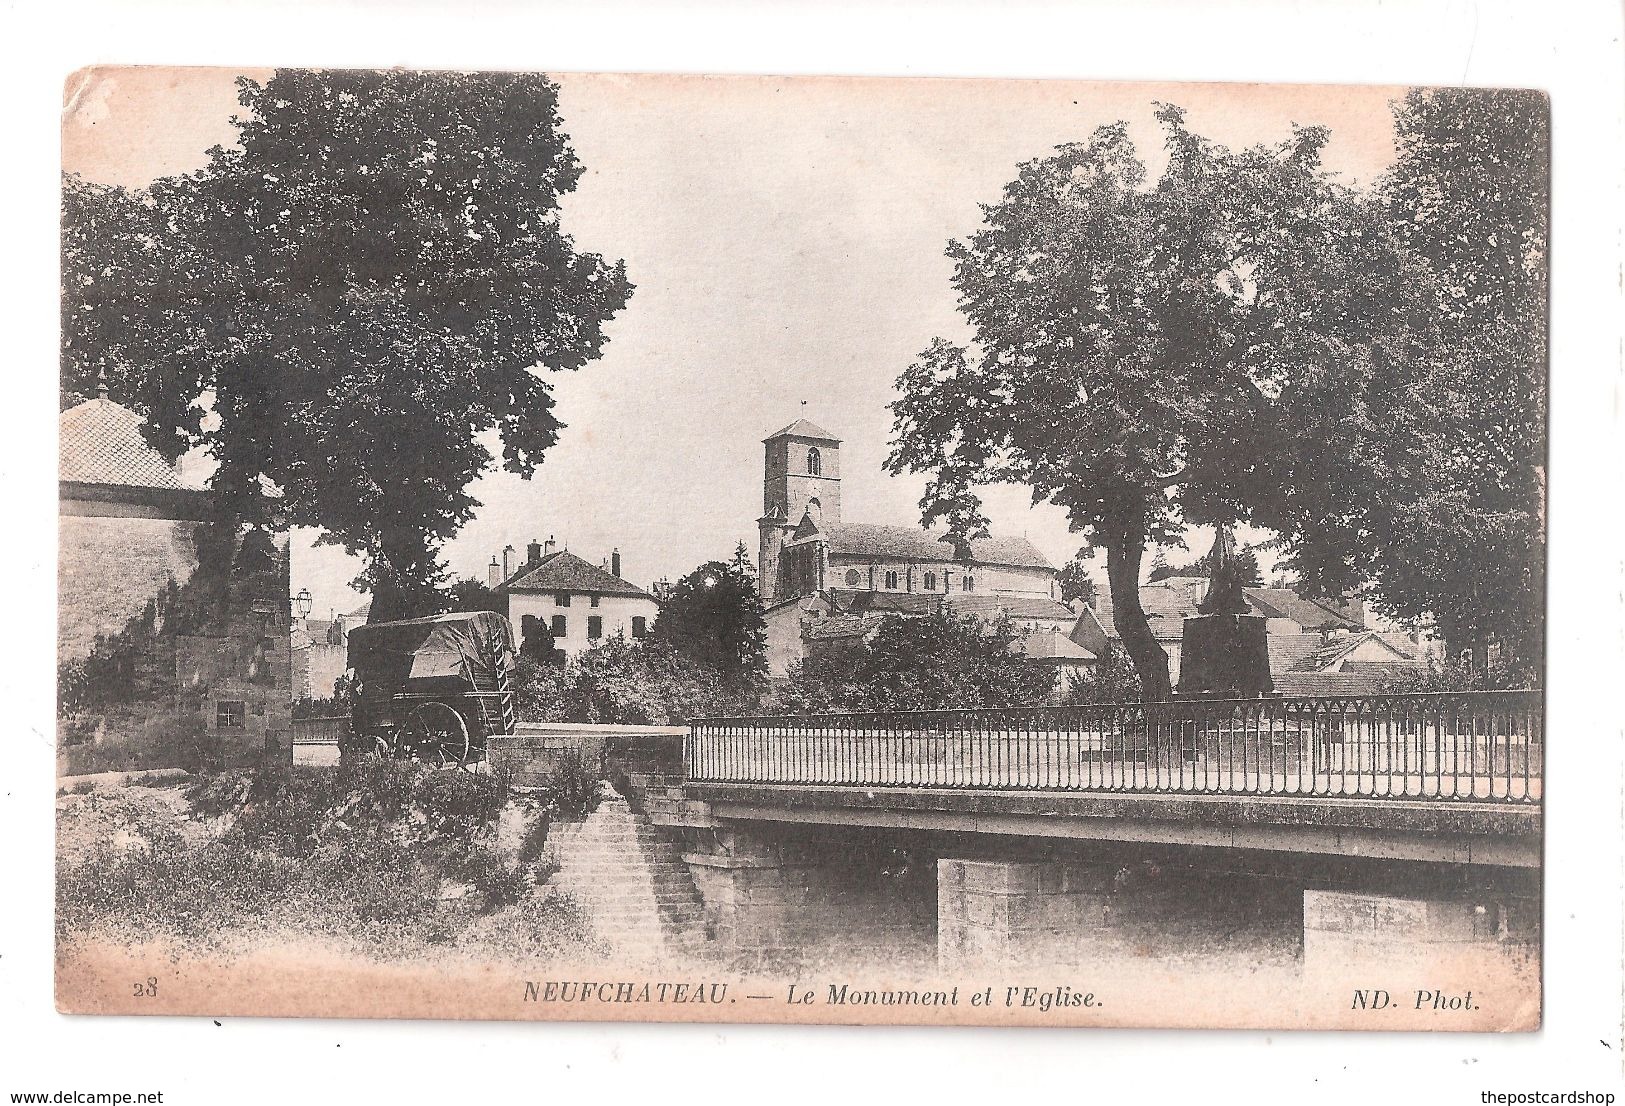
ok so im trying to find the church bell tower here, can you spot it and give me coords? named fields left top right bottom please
left=757, top=418, right=841, bottom=605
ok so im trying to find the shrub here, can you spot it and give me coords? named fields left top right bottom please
left=512, top=639, right=760, bottom=725
left=62, top=760, right=545, bottom=951
left=518, top=809, right=553, bottom=868
left=775, top=611, right=1057, bottom=712
left=58, top=709, right=215, bottom=775
left=544, top=750, right=602, bottom=822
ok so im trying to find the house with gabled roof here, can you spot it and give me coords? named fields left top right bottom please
left=495, top=538, right=659, bottom=658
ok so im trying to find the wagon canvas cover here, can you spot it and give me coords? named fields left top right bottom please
left=346, top=611, right=516, bottom=689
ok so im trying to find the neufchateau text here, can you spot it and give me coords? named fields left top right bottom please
left=522, top=981, right=1100, bottom=1011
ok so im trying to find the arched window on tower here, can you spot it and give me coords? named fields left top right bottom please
left=965, top=576, right=975, bottom=592
left=884, top=571, right=899, bottom=589
left=924, top=572, right=937, bottom=591
left=807, top=447, right=822, bottom=476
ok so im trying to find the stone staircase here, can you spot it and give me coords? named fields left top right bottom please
left=544, top=789, right=710, bottom=964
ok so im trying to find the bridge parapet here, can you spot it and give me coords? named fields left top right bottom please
left=687, top=690, right=1543, bottom=805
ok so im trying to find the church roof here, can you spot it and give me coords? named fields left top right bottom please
left=763, top=418, right=841, bottom=444
left=59, top=394, right=199, bottom=492
left=502, top=550, right=654, bottom=599
left=823, top=523, right=1055, bottom=571
left=945, top=594, right=1077, bottom=623
left=826, top=589, right=942, bottom=616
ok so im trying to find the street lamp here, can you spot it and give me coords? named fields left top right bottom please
left=291, top=588, right=313, bottom=618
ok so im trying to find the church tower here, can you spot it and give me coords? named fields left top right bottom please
left=757, top=418, right=841, bottom=605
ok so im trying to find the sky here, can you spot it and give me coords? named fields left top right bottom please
left=62, top=68, right=1408, bottom=620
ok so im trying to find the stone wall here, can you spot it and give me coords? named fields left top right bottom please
left=1302, top=888, right=1540, bottom=976
left=489, top=723, right=687, bottom=788
left=681, top=824, right=936, bottom=968
left=938, top=858, right=1115, bottom=968
left=58, top=513, right=200, bottom=662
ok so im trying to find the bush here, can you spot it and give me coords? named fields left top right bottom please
left=58, top=709, right=216, bottom=775
left=544, top=750, right=601, bottom=822
left=60, top=760, right=551, bottom=953
left=1376, top=655, right=1539, bottom=693
left=512, top=639, right=760, bottom=725
left=775, top=611, right=1057, bottom=712
left=1064, top=646, right=1144, bottom=705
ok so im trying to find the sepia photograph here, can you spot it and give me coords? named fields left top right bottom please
left=49, top=65, right=1554, bottom=1033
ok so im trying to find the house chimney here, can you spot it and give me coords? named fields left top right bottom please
left=487, top=556, right=500, bottom=588
left=544, top=535, right=557, bottom=557
left=612, top=548, right=622, bottom=578
left=502, top=544, right=515, bottom=581
left=528, top=538, right=543, bottom=565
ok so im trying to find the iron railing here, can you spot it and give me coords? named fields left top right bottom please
left=686, top=690, right=1543, bottom=804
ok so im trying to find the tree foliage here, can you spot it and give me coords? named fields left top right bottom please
left=887, top=104, right=1427, bottom=698
left=775, top=612, right=1056, bottom=713
left=61, top=69, right=633, bottom=622
left=512, top=639, right=756, bottom=726
left=1062, top=646, right=1144, bottom=705
left=1056, top=551, right=1098, bottom=606
left=444, top=576, right=506, bottom=615
left=1261, top=89, right=1547, bottom=667
left=650, top=545, right=768, bottom=684
left=1145, top=540, right=1263, bottom=588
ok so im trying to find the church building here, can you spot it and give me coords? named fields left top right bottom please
left=756, top=418, right=1076, bottom=678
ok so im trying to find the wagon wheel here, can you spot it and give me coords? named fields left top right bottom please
left=398, top=702, right=472, bottom=769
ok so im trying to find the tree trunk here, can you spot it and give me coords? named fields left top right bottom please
left=1103, top=518, right=1172, bottom=702
left=367, top=529, right=446, bottom=624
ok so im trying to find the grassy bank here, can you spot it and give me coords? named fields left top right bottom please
left=57, top=760, right=603, bottom=965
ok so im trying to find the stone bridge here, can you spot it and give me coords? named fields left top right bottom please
left=516, top=692, right=1544, bottom=973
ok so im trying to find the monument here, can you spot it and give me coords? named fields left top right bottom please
left=1174, top=526, right=1273, bottom=697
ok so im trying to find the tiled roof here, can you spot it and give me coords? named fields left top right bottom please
left=1267, top=633, right=1325, bottom=675
left=59, top=395, right=199, bottom=491
left=764, top=418, right=841, bottom=444
left=1296, top=631, right=1413, bottom=672
left=802, top=616, right=874, bottom=642
left=825, top=523, right=1055, bottom=571
left=945, top=594, right=1076, bottom=623
left=1093, top=579, right=1363, bottom=644
left=502, top=550, right=654, bottom=599
left=1012, top=628, right=1098, bottom=663
left=825, top=589, right=941, bottom=616
left=1246, top=588, right=1363, bottom=631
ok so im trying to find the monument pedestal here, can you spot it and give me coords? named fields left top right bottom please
left=1176, top=613, right=1273, bottom=697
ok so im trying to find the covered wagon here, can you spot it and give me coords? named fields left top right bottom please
left=344, top=611, right=518, bottom=768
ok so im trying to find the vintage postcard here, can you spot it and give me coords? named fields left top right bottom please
left=56, top=68, right=1545, bottom=1030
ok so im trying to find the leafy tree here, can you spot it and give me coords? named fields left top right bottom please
left=651, top=548, right=768, bottom=683
left=445, top=576, right=506, bottom=615
left=512, top=639, right=756, bottom=726
left=1262, top=89, right=1547, bottom=669
left=1056, top=551, right=1098, bottom=606
left=888, top=105, right=1427, bottom=698
left=61, top=69, right=633, bottom=623
left=1145, top=540, right=1263, bottom=588
left=776, top=612, right=1056, bottom=713
left=1063, top=646, right=1143, bottom=705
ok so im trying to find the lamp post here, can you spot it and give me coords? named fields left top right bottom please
left=291, top=588, right=313, bottom=619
